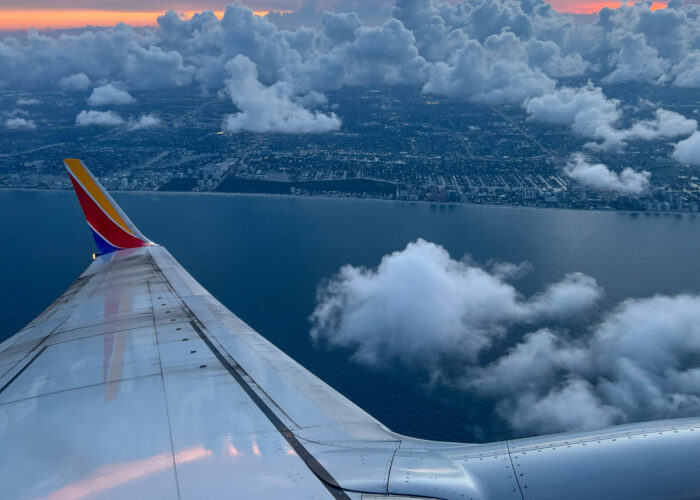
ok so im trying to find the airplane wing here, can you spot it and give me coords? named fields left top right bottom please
left=1, top=159, right=700, bottom=500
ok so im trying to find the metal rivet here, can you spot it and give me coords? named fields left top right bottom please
left=176, top=328, right=182, bottom=331
left=190, top=350, right=196, bottom=354
left=200, top=365, right=207, bottom=368
left=182, top=338, right=189, bottom=341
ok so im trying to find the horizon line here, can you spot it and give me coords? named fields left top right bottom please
left=0, top=2, right=668, bottom=31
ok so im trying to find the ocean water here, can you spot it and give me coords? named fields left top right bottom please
left=2, top=189, right=700, bottom=442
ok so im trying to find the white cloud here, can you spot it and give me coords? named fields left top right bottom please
left=624, top=109, right=697, bottom=142
left=498, top=378, right=624, bottom=434
left=310, top=239, right=601, bottom=366
left=478, top=294, right=700, bottom=434
left=312, top=239, right=700, bottom=435
left=128, top=114, right=163, bottom=130
left=16, top=97, right=39, bottom=105
left=75, top=110, right=124, bottom=126
left=564, top=153, right=650, bottom=194
left=87, top=84, right=136, bottom=106
left=525, top=83, right=622, bottom=148
left=59, top=73, right=91, bottom=91
left=525, top=84, right=697, bottom=150
left=672, top=51, right=700, bottom=88
left=524, top=39, right=590, bottom=78
left=223, top=55, right=341, bottom=134
left=5, top=117, right=36, bottom=129
left=603, top=33, right=669, bottom=84
left=672, top=131, right=700, bottom=165
left=423, top=32, right=555, bottom=105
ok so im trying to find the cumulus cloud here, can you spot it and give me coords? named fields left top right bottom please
left=59, top=73, right=91, bottom=91
left=75, top=110, right=124, bottom=126
left=312, top=240, right=700, bottom=435
left=672, top=51, right=700, bottom=88
left=525, top=84, right=697, bottom=149
left=672, top=130, right=700, bottom=165
left=128, top=113, right=163, bottom=130
left=564, top=153, right=650, bottom=194
left=423, top=31, right=555, bottom=105
left=223, top=55, right=341, bottom=134
left=604, top=33, right=669, bottom=84
left=524, top=84, right=623, bottom=148
left=16, top=97, right=39, bottom=105
left=310, top=239, right=601, bottom=365
left=5, top=117, right=36, bottom=129
left=470, top=294, right=700, bottom=434
left=87, top=84, right=136, bottom=106
left=625, top=108, right=697, bottom=141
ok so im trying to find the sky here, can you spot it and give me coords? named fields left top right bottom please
left=0, top=0, right=668, bottom=30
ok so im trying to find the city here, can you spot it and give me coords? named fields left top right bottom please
left=2, top=83, right=699, bottom=213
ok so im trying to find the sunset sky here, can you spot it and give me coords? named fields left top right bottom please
left=0, top=0, right=669, bottom=31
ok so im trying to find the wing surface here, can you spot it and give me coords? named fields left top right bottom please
left=2, top=160, right=700, bottom=500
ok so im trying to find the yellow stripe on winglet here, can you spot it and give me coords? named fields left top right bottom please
left=64, top=159, right=135, bottom=236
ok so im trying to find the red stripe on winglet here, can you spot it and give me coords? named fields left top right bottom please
left=69, top=175, right=149, bottom=249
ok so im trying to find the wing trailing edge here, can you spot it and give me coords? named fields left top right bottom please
left=64, top=159, right=152, bottom=255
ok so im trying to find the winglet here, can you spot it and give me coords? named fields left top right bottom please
left=64, top=159, right=153, bottom=255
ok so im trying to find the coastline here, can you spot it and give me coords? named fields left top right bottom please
left=0, top=186, right=695, bottom=217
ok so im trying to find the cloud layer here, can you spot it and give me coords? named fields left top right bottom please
left=1, top=0, right=700, bottom=140
left=312, top=239, right=700, bottom=436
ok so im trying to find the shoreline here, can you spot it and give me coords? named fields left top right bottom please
left=0, top=186, right=695, bottom=217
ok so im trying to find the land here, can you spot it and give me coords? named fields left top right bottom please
left=2, top=83, right=700, bottom=213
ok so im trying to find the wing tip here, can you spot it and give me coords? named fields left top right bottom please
left=64, top=158, right=153, bottom=254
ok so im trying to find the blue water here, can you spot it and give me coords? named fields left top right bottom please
left=2, top=189, right=700, bottom=442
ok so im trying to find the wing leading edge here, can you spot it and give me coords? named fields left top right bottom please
left=1, top=160, right=700, bottom=499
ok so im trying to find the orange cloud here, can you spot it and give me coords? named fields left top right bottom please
left=0, top=9, right=271, bottom=31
